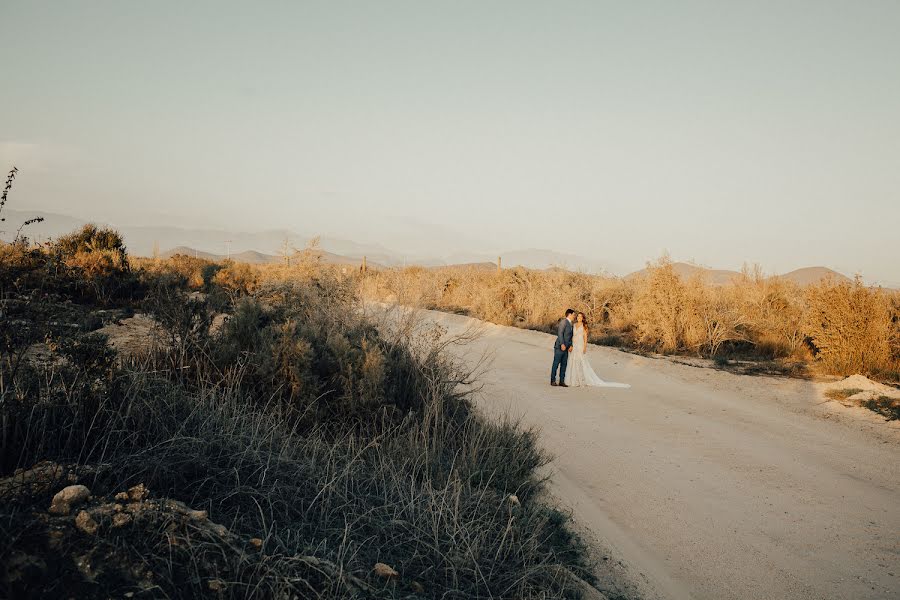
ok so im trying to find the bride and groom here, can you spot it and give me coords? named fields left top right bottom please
left=551, top=309, right=630, bottom=388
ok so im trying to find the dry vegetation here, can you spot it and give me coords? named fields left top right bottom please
left=359, top=258, right=900, bottom=383
left=1, top=171, right=608, bottom=599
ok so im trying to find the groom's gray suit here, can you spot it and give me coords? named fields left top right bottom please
left=551, top=316, right=574, bottom=384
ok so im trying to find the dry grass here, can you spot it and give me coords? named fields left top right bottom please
left=359, top=257, right=900, bottom=383
left=2, top=232, right=603, bottom=598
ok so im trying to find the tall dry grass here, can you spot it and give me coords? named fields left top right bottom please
left=3, top=230, right=599, bottom=598
left=359, top=257, right=900, bottom=382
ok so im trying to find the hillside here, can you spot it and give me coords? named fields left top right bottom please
left=625, top=262, right=742, bottom=285
left=434, top=261, right=499, bottom=271
left=777, top=266, right=852, bottom=285
left=625, top=262, right=853, bottom=286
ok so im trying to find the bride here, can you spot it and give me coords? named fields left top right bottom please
left=565, top=312, right=631, bottom=388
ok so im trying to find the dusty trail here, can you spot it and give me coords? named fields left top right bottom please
left=382, top=306, right=900, bottom=600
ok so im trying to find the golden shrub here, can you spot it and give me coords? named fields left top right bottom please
left=802, top=278, right=897, bottom=377
left=212, top=260, right=260, bottom=297
left=628, top=258, right=702, bottom=353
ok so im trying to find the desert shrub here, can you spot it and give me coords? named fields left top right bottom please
left=1, top=223, right=139, bottom=305
left=212, top=259, right=259, bottom=299
left=0, top=241, right=45, bottom=288
left=61, top=248, right=131, bottom=304
left=138, top=253, right=213, bottom=289
left=205, top=278, right=451, bottom=428
left=52, top=224, right=138, bottom=304
left=627, top=258, right=702, bottom=353
left=54, top=224, right=127, bottom=259
left=143, top=276, right=212, bottom=371
left=731, top=270, right=807, bottom=360
left=803, top=277, right=898, bottom=378
left=692, top=287, right=749, bottom=357
left=2, top=172, right=124, bottom=303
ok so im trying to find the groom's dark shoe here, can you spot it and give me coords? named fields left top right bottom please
left=550, top=381, right=558, bottom=386
left=559, top=383, right=568, bottom=388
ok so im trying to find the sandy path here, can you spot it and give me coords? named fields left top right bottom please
left=388, top=307, right=900, bottom=600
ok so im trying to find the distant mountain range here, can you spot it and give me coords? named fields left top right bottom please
left=0, top=208, right=872, bottom=285
left=0, top=209, right=614, bottom=273
left=1, top=209, right=395, bottom=265
left=625, top=262, right=852, bottom=286
left=160, top=246, right=375, bottom=268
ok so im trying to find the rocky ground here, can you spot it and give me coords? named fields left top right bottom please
left=0, top=463, right=387, bottom=599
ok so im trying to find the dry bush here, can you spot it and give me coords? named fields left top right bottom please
left=692, top=284, right=750, bottom=357
left=211, top=259, right=259, bottom=298
left=627, top=257, right=703, bottom=353
left=62, top=249, right=129, bottom=304
left=54, top=224, right=128, bottom=263
left=2, top=224, right=138, bottom=306
left=135, top=254, right=218, bottom=289
left=0, top=241, right=45, bottom=287
left=803, top=277, right=898, bottom=379
left=729, top=268, right=808, bottom=360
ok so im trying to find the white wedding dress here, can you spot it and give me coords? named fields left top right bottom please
left=565, top=324, right=631, bottom=388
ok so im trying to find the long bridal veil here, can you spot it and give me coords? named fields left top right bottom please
left=565, top=325, right=631, bottom=388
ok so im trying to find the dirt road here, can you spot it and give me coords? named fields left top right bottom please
left=389, top=307, right=900, bottom=600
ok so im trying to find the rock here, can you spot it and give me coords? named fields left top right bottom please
left=112, top=512, right=133, bottom=528
left=75, top=510, right=98, bottom=535
left=1, top=461, right=63, bottom=494
left=0, top=461, right=72, bottom=501
left=49, top=485, right=91, bottom=515
left=127, top=483, right=149, bottom=502
left=373, top=562, right=399, bottom=579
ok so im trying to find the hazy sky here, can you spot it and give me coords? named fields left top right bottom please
left=2, top=1, right=898, bottom=282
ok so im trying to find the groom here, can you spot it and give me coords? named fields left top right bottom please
left=551, top=308, right=575, bottom=387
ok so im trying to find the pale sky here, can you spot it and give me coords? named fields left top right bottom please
left=2, top=1, right=898, bottom=282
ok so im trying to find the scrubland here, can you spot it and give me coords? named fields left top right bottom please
left=360, top=260, right=900, bottom=384
left=2, top=158, right=897, bottom=596
left=1, top=226, right=601, bottom=595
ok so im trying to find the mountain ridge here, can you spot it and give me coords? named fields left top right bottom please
left=624, top=262, right=853, bottom=286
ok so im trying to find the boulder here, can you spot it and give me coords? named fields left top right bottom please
left=49, top=485, right=91, bottom=515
